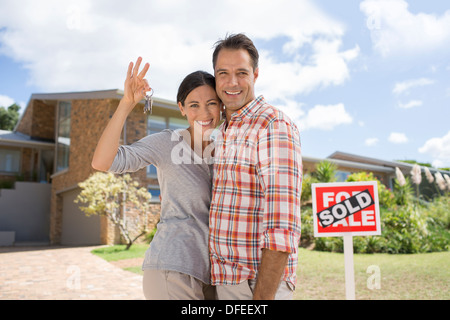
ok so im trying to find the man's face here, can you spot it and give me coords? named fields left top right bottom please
left=214, top=49, right=259, bottom=118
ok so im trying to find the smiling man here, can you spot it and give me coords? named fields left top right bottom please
left=209, top=33, right=303, bottom=300
left=214, top=47, right=258, bottom=119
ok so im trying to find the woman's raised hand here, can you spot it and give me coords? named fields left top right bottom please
left=122, top=57, right=151, bottom=106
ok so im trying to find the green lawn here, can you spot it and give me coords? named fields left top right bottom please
left=91, top=244, right=148, bottom=261
left=91, top=245, right=450, bottom=300
left=295, top=248, right=450, bottom=300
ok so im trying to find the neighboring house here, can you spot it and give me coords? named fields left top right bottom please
left=303, top=153, right=395, bottom=187
left=1, top=89, right=449, bottom=246
left=326, top=151, right=450, bottom=191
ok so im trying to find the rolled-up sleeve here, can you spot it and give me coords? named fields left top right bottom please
left=257, top=119, right=302, bottom=253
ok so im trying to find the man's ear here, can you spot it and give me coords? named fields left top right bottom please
left=253, top=67, right=259, bottom=83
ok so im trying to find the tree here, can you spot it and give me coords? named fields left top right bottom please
left=75, top=172, right=152, bottom=250
left=0, top=103, right=20, bottom=130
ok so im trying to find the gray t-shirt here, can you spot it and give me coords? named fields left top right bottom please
left=108, top=129, right=214, bottom=284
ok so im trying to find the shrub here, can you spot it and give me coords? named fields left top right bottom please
left=314, top=160, right=337, bottom=183
left=300, top=206, right=314, bottom=247
left=346, top=172, right=395, bottom=208
left=393, top=176, right=414, bottom=206
left=381, top=205, right=428, bottom=253
left=301, top=174, right=313, bottom=205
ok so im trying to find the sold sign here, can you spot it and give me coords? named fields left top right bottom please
left=312, top=181, right=381, bottom=237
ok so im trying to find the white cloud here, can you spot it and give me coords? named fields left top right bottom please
left=393, top=78, right=434, bottom=95
left=0, top=0, right=357, bottom=105
left=0, top=94, right=15, bottom=108
left=398, top=100, right=423, bottom=109
left=388, top=132, right=408, bottom=144
left=257, top=40, right=360, bottom=101
left=419, top=131, right=450, bottom=168
left=300, top=103, right=353, bottom=131
left=365, top=138, right=379, bottom=146
left=360, top=0, right=450, bottom=57
left=276, top=98, right=305, bottom=124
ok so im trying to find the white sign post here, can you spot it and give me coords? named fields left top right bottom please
left=312, top=181, right=381, bottom=300
left=343, top=235, right=355, bottom=300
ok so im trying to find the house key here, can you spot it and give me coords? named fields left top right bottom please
left=144, top=88, right=154, bottom=114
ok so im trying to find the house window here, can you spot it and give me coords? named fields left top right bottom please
left=0, top=149, right=20, bottom=173
left=148, top=185, right=161, bottom=203
left=169, top=117, right=189, bottom=130
left=147, top=115, right=167, bottom=135
left=336, top=170, right=351, bottom=182
left=56, top=101, right=71, bottom=172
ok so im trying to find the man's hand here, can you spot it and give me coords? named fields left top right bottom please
left=253, top=248, right=289, bottom=300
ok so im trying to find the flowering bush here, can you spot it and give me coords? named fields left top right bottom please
left=75, top=172, right=152, bottom=250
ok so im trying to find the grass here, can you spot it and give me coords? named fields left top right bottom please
left=91, top=244, right=148, bottom=262
left=91, top=245, right=450, bottom=300
left=295, top=248, right=450, bottom=300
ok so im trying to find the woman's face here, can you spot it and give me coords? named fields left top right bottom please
left=178, top=85, right=222, bottom=140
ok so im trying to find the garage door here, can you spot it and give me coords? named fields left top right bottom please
left=61, top=188, right=101, bottom=245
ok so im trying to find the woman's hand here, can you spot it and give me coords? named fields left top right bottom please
left=91, top=57, right=150, bottom=171
left=122, top=57, right=151, bottom=106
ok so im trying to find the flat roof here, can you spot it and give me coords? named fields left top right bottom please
left=328, top=151, right=450, bottom=174
left=303, top=155, right=394, bottom=173
left=29, top=89, right=177, bottom=109
left=0, top=130, right=54, bottom=149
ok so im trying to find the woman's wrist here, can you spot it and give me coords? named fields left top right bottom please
left=118, top=97, right=137, bottom=113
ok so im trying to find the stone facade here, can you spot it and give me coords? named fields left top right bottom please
left=16, top=99, right=56, bottom=140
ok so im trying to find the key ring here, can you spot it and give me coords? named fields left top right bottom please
left=144, top=88, right=154, bottom=114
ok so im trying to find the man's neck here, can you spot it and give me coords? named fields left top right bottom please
left=224, top=96, right=257, bottom=123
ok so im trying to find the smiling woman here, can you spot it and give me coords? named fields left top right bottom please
left=91, top=59, right=220, bottom=300
left=176, top=71, right=222, bottom=151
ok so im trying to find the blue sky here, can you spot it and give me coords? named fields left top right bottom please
left=0, top=0, right=449, bottom=167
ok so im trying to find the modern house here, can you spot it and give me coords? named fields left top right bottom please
left=0, top=89, right=188, bottom=246
left=1, top=89, right=449, bottom=246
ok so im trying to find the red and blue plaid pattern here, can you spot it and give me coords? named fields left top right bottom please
left=209, top=96, right=303, bottom=288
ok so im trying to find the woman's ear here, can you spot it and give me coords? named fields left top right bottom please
left=178, top=102, right=186, bottom=117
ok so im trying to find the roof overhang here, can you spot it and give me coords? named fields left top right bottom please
left=327, top=151, right=450, bottom=175
left=29, top=89, right=178, bottom=109
left=0, top=130, right=54, bottom=149
left=303, top=155, right=395, bottom=174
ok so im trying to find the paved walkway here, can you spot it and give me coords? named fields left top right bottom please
left=0, top=245, right=144, bottom=300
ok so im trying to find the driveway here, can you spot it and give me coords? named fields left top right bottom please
left=0, top=245, right=144, bottom=300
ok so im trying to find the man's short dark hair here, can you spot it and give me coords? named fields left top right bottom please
left=212, top=33, right=259, bottom=71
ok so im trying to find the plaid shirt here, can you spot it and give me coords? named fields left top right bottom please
left=209, top=96, right=302, bottom=288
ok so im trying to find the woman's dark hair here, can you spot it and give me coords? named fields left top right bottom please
left=212, top=33, right=259, bottom=71
left=176, top=71, right=216, bottom=106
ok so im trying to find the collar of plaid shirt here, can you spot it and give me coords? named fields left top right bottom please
left=209, top=95, right=302, bottom=288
